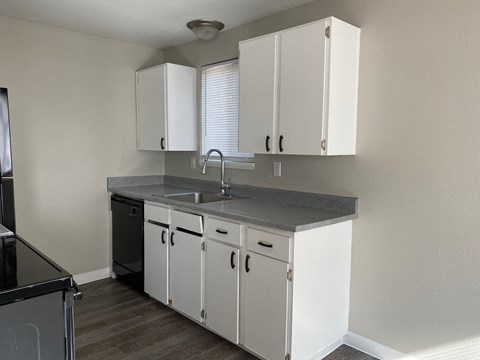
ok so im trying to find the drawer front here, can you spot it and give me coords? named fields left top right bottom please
left=207, top=217, right=242, bottom=246
left=171, top=209, right=203, bottom=234
left=144, top=203, right=170, bottom=224
left=247, top=227, right=291, bottom=262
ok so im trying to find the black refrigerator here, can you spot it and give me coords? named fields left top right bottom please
left=0, top=88, right=15, bottom=233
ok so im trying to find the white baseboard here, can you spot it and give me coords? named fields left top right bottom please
left=308, top=338, right=344, bottom=360
left=73, top=267, right=111, bottom=285
left=344, top=332, right=418, bottom=360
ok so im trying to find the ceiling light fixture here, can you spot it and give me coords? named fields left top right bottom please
left=187, top=19, right=225, bottom=40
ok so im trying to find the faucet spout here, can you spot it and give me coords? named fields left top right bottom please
left=202, top=149, right=231, bottom=195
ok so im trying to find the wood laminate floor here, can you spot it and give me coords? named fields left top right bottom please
left=75, top=278, right=377, bottom=360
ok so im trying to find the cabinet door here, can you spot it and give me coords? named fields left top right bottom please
left=169, top=230, right=203, bottom=322
left=238, top=34, right=279, bottom=154
left=144, top=222, right=169, bottom=304
left=243, top=251, right=290, bottom=360
left=278, top=21, right=327, bottom=155
left=205, top=239, right=240, bottom=344
left=136, top=66, right=167, bottom=151
left=324, top=18, right=360, bottom=155
left=164, top=64, right=197, bottom=151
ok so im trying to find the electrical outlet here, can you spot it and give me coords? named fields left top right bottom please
left=190, top=157, right=196, bottom=170
left=273, top=161, right=281, bottom=177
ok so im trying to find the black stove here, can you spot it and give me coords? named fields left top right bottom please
left=0, top=235, right=73, bottom=306
left=0, top=234, right=80, bottom=360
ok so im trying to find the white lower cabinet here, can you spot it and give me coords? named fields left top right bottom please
left=242, top=222, right=352, bottom=360
left=243, top=251, right=290, bottom=360
left=144, top=203, right=170, bottom=305
left=142, top=204, right=352, bottom=360
left=205, top=239, right=240, bottom=343
left=144, top=221, right=169, bottom=304
left=169, top=229, right=204, bottom=322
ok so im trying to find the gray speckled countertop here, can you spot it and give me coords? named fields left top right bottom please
left=107, top=176, right=358, bottom=232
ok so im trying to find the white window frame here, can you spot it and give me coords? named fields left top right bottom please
left=200, top=58, right=254, bottom=171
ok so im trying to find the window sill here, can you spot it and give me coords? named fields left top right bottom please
left=199, top=159, right=255, bottom=171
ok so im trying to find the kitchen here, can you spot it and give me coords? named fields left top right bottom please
left=0, top=0, right=479, bottom=359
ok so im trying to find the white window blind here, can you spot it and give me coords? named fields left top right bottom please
left=201, top=59, right=253, bottom=159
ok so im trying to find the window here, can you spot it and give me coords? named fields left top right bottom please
left=201, top=59, right=253, bottom=162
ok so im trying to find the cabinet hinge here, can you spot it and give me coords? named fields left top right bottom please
left=168, top=299, right=173, bottom=305
left=285, top=353, right=290, bottom=360
left=287, top=269, right=293, bottom=281
left=201, top=309, right=206, bottom=320
left=201, top=242, right=206, bottom=251
left=321, top=139, right=327, bottom=151
left=325, top=26, right=331, bottom=38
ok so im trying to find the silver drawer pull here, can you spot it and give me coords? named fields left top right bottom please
left=216, top=228, right=228, bottom=235
left=258, top=241, right=273, bottom=248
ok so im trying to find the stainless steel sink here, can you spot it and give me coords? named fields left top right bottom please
left=162, top=192, right=236, bottom=204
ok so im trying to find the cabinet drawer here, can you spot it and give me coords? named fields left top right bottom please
left=144, top=203, right=170, bottom=224
left=171, top=209, right=203, bottom=234
left=207, top=217, right=242, bottom=246
left=247, top=227, right=291, bottom=262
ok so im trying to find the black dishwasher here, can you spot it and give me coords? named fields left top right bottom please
left=111, top=195, right=144, bottom=291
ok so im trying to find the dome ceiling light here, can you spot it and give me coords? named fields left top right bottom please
left=187, top=19, right=225, bottom=40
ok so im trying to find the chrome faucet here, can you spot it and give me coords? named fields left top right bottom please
left=201, top=149, right=231, bottom=196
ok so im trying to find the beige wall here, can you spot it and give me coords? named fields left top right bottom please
left=164, top=0, right=480, bottom=357
left=0, top=16, right=165, bottom=275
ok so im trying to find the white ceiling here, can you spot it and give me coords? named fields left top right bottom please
left=0, top=0, right=316, bottom=49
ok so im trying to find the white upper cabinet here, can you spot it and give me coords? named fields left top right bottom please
left=278, top=21, right=327, bottom=155
left=136, top=63, right=196, bottom=151
left=238, top=33, right=279, bottom=154
left=238, top=17, right=360, bottom=155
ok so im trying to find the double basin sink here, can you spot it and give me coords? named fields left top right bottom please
left=160, top=191, right=238, bottom=204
